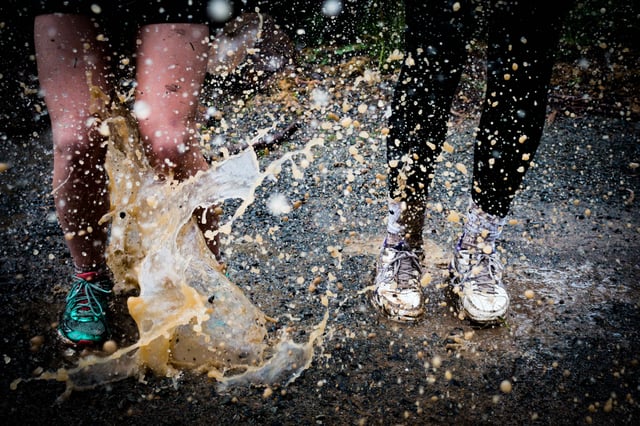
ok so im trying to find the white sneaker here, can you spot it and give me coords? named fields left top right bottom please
left=371, top=240, right=425, bottom=322
left=450, top=246, right=509, bottom=322
left=449, top=203, right=509, bottom=323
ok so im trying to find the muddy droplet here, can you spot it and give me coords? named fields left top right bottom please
left=447, top=210, right=460, bottom=223
left=432, top=355, right=442, bottom=369
left=262, top=386, right=273, bottom=399
left=29, top=335, right=44, bottom=352
left=500, top=379, right=512, bottom=393
left=420, top=273, right=432, bottom=287
left=103, top=340, right=118, bottom=354
left=443, top=142, right=454, bottom=153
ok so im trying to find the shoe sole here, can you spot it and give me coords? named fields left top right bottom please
left=459, top=304, right=507, bottom=324
left=57, top=328, right=106, bottom=348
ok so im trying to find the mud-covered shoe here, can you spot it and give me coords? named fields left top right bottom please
left=58, top=271, right=112, bottom=346
left=371, top=240, right=425, bottom=322
left=449, top=203, right=508, bottom=323
left=450, top=245, right=508, bottom=322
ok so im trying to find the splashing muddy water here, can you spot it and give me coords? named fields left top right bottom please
left=18, top=88, right=327, bottom=398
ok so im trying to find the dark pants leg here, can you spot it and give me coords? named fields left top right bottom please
left=473, top=0, right=572, bottom=217
left=386, top=0, right=474, bottom=245
left=387, top=0, right=573, bottom=220
left=387, top=0, right=472, bottom=206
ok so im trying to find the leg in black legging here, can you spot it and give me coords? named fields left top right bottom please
left=472, top=0, right=573, bottom=217
left=387, top=0, right=474, bottom=247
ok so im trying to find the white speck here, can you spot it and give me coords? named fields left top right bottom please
left=578, top=58, right=590, bottom=69
left=311, top=88, right=330, bottom=108
left=133, top=100, right=151, bottom=120
left=267, top=193, right=292, bottom=215
left=212, top=135, right=225, bottom=147
left=322, top=0, right=343, bottom=17
left=208, top=0, right=233, bottom=22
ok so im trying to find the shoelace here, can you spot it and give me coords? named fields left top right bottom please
left=66, top=277, right=111, bottom=319
left=459, top=249, right=504, bottom=294
left=387, top=247, right=422, bottom=289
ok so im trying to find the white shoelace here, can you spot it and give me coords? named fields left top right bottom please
left=454, top=202, right=506, bottom=293
left=457, top=249, right=504, bottom=294
left=383, top=245, right=422, bottom=289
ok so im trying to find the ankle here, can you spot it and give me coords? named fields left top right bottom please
left=459, top=201, right=505, bottom=250
left=385, top=233, right=403, bottom=247
left=386, top=198, right=425, bottom=249
left=74, top=264, right=109, bottom=279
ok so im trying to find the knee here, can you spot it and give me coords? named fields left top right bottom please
left=146, top=137, right=194, bottom=170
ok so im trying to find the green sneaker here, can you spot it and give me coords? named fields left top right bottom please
left=58, top=271, right=112, bottom=346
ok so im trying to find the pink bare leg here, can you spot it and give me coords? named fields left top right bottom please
left=34, top=14, right=111, bottom=272
left=135, top=23, right=219, bottom=258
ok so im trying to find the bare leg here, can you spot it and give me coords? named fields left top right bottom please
left=34, top=14, right=111, bottom=272
left=135, top=23, right=209, bottom=179
left=135, top=23, right=219, bottom=258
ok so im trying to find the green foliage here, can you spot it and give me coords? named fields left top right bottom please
left=257, top=0, right=637, bottom=65
left=351, top=0, right=405, bottom=67
left=562, top=0, right=639, bottom=53
left=254, top=1, right=405, bottom=59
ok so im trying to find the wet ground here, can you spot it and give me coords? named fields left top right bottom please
left=1, top=47, right=640, bottom=425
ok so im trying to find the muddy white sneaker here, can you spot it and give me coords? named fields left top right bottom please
left=450, top=245, right=508, bottom=322
left=371, top=240, right=425, bottom=322
left=449, top=202, right=509, bottom=323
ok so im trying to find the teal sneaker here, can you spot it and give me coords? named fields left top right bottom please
left=58, top=271, right=112, bottom=346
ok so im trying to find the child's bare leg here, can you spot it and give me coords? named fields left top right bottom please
left=34, top=14, right=110, bottom=272
left=135, top=23, right=219, bottom=258
left=35, top=14, right=113, bottom=345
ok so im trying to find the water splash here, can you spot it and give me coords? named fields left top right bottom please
left=23, top=87, right=327, bottom=399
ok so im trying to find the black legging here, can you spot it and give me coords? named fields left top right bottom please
left=387, top=0, right=574, bottom=217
